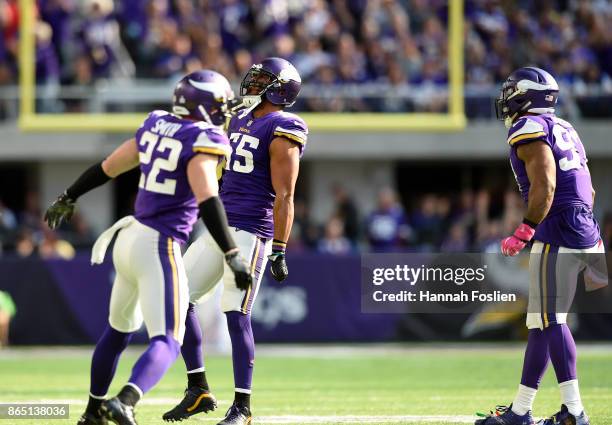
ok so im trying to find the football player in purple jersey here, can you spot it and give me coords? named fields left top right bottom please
left=163, top=58, right=307, bottom=425
left=44, top=70, right=252, bottom=425
left=475, top=68, right=606, bottom=425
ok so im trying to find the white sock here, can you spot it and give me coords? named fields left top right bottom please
left=512, top=384, right=537, bottom=416
left=559, top=379, right=584, bottom=416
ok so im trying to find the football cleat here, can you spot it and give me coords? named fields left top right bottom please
left=216, top=404, right=252, bottom=425
left=77, top=411, right=108, bottom=425
left=538, top=404, right=590, bottom=425
left=100, top=397, right=137, bottom=425
left=476, top=405, right=535, bottom=425
left=162, top=387, right=218, bottom=422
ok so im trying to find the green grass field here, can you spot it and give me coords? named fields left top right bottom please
left=0, top=345, right=611, bottom=425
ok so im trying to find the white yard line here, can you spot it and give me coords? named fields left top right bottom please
left=2, top=343, right=611, bottom=359
left=0, top=400, right=509, bottom=423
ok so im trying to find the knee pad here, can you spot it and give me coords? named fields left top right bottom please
left=150, top=334, right=181, bottom=357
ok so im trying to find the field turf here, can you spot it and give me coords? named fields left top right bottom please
left=0, top=344, right=611, bottom=425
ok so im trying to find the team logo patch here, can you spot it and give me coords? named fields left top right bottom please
left=247, top=120, right=253, bottom=126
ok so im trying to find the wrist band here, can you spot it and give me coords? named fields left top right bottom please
left=272, top=239, right=287, bottom=253
left=522, top=217, right=538, bottom=229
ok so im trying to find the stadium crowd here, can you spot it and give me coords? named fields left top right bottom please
left=0, top=0, right=611, bottom=115
left=2, top=185, right=612, bottom=257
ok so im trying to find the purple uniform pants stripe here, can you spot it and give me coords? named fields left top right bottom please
left=158, top=236, right=180, bottom=339
left=241, top=237, right=267, bottom=314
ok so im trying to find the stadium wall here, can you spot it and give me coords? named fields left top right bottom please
left=1, top=122, right=611, bottom=232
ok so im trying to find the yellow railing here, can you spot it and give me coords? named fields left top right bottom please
left=18, top=0, right=465, bottom=132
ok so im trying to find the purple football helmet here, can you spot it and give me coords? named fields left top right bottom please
left=495, top=67, right=559, bottom=128
left=240, top=57, right=302, bottom=109
left=172, top=70, right=234, bottom=126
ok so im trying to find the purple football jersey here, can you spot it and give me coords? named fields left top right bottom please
left=508, top=114, right=600, bottom=248
left=134, top=110, right=230, bottom=244
left=221, top=110, right=308, bottom=238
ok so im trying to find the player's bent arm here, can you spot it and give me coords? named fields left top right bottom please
left=101, top=138, right=140, bottom=178
left=187, top=154, right=237, bottom=255
left=44, top=138, right=139, bottom=229
left=186, top=153, right=219, bottom=203
left=517, top=141, right=556, bottom=224
left=270, top=137, right=300, bottom=244
left=67, top=137, right=139, bottom=200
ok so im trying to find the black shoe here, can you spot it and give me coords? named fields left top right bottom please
left=162, top=387, right=218, bottom=422
left=100, top=397, right=137, bottom=425
left=217, top=404, right=252, bottom=425
left=538, top=404, right=590, bottom=425
left=77, top=411, right=108, bottom=425
left=475, top=405, right=535, bottom=425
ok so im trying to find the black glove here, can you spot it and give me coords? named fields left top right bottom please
left=225, top=250, right=253, bottom=291
left=44, top=192, right=76, bottom=229
left=268, top=252, right=288, bottom=282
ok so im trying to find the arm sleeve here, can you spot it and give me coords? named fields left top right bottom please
left=66, top=162, right=111, bottom=200
left=191, top=129, right=231, bottom=160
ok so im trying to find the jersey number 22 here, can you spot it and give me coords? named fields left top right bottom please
left=138, top=131, right=183, bottom=195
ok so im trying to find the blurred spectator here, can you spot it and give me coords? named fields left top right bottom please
left=76, top=0, right=134, bottom=79
left=0, top=200, right=16, bottom=253
left=1, top=0, right=611, bottom=116
left=365, top=187, right=411, bottom=252
left=15, top=229, right=36, bottom=258
left=317, top=216, right=352, bottom=254
left=331, top=184, right=359, bottom=244
left=440, top=222, right=469, bottom=253
left=19, top=191, right=43, bottom=232
left=39, top=0, right=77, bottom=71
left=0, top=290, right=16, bottom=347
left=38, top=228, right=75, bottom=260
left=290, top=198, right=319, bottom=251
left=0, top=200, right=17, bottom=231
left=411, top=194, right=441, bottom=250
left=476, top=219, right=503, bottom=253
left=35, top=19, right=61, bottom=112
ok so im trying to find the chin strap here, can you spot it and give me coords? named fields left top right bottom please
left=238, top=95, right=262, bottom=118
left=197, top=105, right=213, bottom=125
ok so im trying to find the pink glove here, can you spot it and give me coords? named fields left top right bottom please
left=501, top=221, right=536, bottom=256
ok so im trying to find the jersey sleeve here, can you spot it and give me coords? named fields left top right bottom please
left=506, top=116, right=549, bottom=147
left=272, top=114, right=308, bottom=152
left=191, top=127, right=231, bottom=161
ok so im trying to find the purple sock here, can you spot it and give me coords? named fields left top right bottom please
left=128, top=334, right=180, bottom=394
left=181, top=303, right=204, bottom=372
left=90, top=325, right=132, bottom=397
left=520, top=328, right=550, bottom=389
left=226, top=312, right=255, bottom=392
left=544, top=324, right=577, bottom=383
